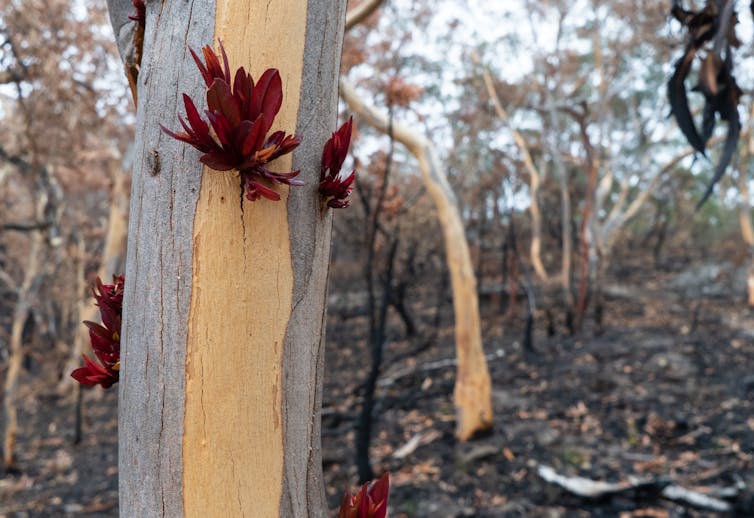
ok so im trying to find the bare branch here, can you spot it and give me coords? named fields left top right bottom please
left=0, top=146, right=32, bottom=173
left=0, top=269, right=17, bottom=292
left=600, top=136, right=723, bottom=249
left=0, top=222, right=51, bottom=233
left=475, top=56, right=548, bottom=281
left=345, top=0, right=386, bottom=31
left=340, top=78, right=433, bottom=169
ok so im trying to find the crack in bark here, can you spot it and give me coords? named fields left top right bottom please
left=231, top=456, right=245, bottom=516
left=239, top=185, right=248, bottom=269
left=158, top=247, right=166, bottom=517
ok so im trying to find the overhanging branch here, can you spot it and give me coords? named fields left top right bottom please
left=345, top=0, right=387, bottom=31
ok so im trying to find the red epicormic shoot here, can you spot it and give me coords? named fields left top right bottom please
left=161, top=42, right=302, bottom=202
left=338, top=473, right=389, bottom=518
left=71, top=276, right=124, bottom=389
left=319, top=116, right=356, bottom=209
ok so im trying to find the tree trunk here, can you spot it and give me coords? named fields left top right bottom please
left=593, top=249, right=607, bottom=335
left=545, top=97, right=574, bottom=333
left=340, top=79, right=493, bottom=440
left=110, top=1, right=346, bottom=515
left=479, top=62, right=548, bottom=282
left=737, top=161, right=754, bottom=307
left=3, top=195, right=46, bottom=471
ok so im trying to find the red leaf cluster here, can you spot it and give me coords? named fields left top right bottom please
left=319, top=116, right=356, bottom=209
left=161, top=42, right=302, bottom=201
left=338, top=473, right=389, bottom=518
left=71, top=276, right=124, bottom=389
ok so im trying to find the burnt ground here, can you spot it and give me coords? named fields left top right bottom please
left=1, top=256, right=753, bottom=517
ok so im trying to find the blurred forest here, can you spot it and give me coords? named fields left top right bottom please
left=1, top=0, right=754, bottom=516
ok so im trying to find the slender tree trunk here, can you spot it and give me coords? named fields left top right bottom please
left=389, top=285, right=416, bottom=338
left=357, top=237, right=398, bottom=483
left=71, top=233, right=86, bottom=445
left=545, top=97, right=574, bottom=333
left=738, top=153, right=754, bottom=306
left=574, top=112, right=600, bottom=332
left=593, top=248, right=607, bottom=335
left=478, top=62, right=548, bottom=282
left=505, top=211, right=519, bottom=320
left=108, top=1, right=346, bottom=515
left=356, top=119, right=396, bottom=483
left=340, top=79, right=493, bottom=440
left=3, top=196, right=46, bottom=471
left=652, top=212, right=669, bottom=266
left=475, top=201, right=487, bottom=283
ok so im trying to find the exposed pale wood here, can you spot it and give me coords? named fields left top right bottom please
left=117, top=1, right=345, bottom=516
left=340, top=78, right=493, bottom=440
left=181, top=2, right=307, bottom=513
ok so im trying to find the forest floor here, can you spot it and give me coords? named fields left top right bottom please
left=1, top=254, right=753, bottom=517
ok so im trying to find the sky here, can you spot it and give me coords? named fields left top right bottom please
left=5, top=1, right=754, bottom=208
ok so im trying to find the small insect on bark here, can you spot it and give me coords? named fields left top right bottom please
left=148, top=148, right=161, bottom=176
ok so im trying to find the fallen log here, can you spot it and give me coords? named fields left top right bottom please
left=537, top=464, right=737, bottom=513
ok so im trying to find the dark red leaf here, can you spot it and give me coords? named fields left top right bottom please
left=202, top=45, right=225, bottom=84
left=206, top=111, right=234, bottom=149
left=242, top=115, right=267, bottom=156
left=190, top=47, right=212, bottom=87
left=183, top=94, right=211, bottom=140
left=245, top=179, right=281, bottom=201
left=233, top=67, right=252, bottom=115
left=200, top=151, right=238, bottom=171
left=218, top=40, right=231, bottom=84
left=159, top=124, right=198, bottom=148
left=206, top=78, right=241, bottom=127
left=251, top=69, right=282, bottom=134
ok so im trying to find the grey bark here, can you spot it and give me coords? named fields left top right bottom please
left=117, top=1, right=213, bottom=515
left=105, top=0, right=139, bottom=64
left=279, top=0, right=347, bottom=515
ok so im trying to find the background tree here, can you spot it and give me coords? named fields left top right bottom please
left=0, top=0, right=128, bottom=470
left=341, top=0, right=493, bottom=442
